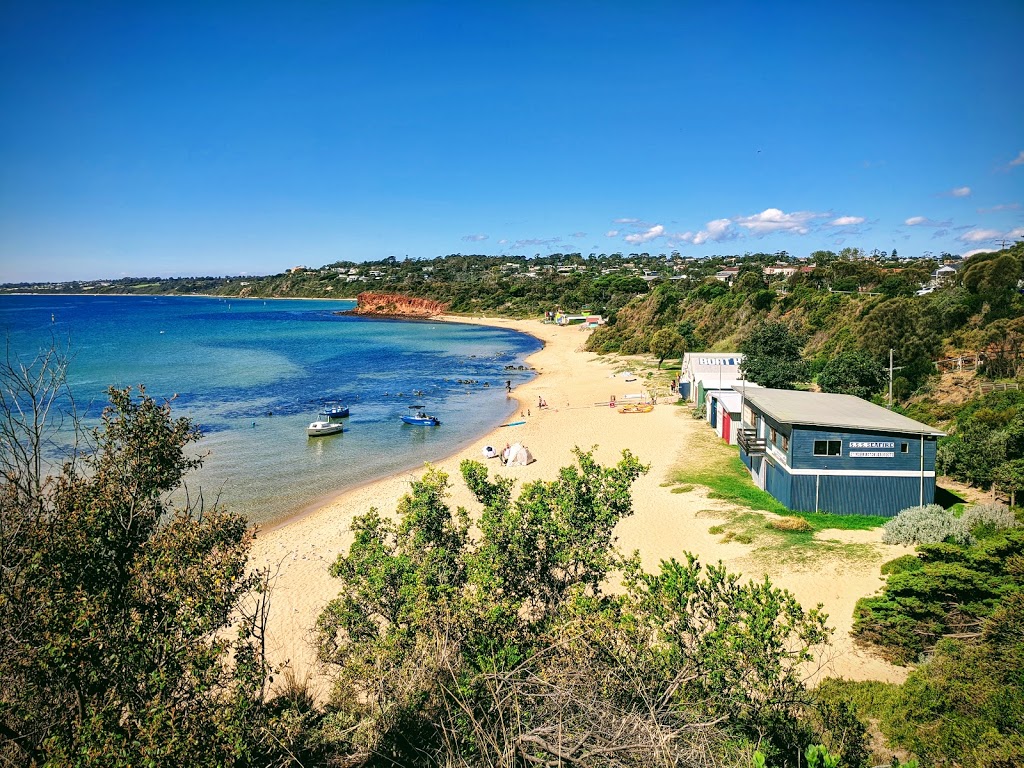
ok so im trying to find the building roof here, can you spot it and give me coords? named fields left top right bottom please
left=682, top=352, right=744, bottom=378
left=713, top=390, right=743, bottom=412
left=736, top=388, right=945, bottom=436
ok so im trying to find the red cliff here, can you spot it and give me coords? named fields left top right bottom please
left=349, top=292, right=450, bottom=318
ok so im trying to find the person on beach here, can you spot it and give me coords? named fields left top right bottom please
left=506, top=380, right=512, bottom=393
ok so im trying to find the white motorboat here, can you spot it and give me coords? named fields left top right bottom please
left=307, top=419, right=344, bottom=437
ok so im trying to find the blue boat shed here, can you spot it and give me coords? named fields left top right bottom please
left=736, top=388, right=945, bottom=517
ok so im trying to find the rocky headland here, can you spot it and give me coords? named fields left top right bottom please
left=339, top=292, right=450, bottom=318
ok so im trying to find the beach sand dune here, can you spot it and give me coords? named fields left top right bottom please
left=250, top=317, right=909, bottom=695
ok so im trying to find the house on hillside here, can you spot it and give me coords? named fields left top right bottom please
left=736, top=388, right=944, bottom=517
left=762, top=264, right=798, bottom=278
left=714, top=266, right=740, bottom=284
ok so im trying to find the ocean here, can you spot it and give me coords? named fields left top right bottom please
left=0, top=294, right=541, bottom=524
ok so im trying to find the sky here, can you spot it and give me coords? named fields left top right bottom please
left=1, top=2, right=1023, bottom=282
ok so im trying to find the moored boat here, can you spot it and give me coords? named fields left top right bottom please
left=402, top=405, right=440, bottom=426
left=321, top=401, right=350, bottom=418
left=307, top=419, right=345, bottom=436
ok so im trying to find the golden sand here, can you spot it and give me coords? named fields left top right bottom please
left=249, top=317, right=909, bottom=694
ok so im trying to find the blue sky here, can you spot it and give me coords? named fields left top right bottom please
left=1, top=2, right=1022, bottom=282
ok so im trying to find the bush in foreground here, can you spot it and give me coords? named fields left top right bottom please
left=315, top=449, right=846, bottom=766
left=881, top=504, right=970, bottom=546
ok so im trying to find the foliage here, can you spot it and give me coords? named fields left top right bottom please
left=936, top=390, right=1024, bottom=489
left=855, top=298, right=939, bottom=395
left=881, top=504, right=971, bottom=546
left=880, top=592, right=1024, bottom=767
left=767, top=516, right=813, bottom=532
left=960, top=249, right=1024, bottom=320
left=649, top=327, right=684, bottom=368
left=992, top=460, right=1024, bottom=506
left=739, top=321, right=808, bottom=389
left=315, top=449, right=850, bottom=766
left=880, top=554, right=923, bottom=576
left=960, top=502, right=1019, bottom=539
left=816, top=349, right=887, bottom=401
left=853, top=527, right=1024, bottom=664
left=0, top=373, right=285, bottom=765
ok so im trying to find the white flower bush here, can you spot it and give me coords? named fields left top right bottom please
left=960, top=503, right=1019, bottom=537
left=882, top=504, right=971, bottom=546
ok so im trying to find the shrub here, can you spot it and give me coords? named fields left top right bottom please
left=881, top=504, right=971, bottom=546
left=880, top=554, right=923, bottom=575
left=960, top=503, right=1019, bottom=539
left=768, top=516, right=813, bottom=532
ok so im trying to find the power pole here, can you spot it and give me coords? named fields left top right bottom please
left=889, top=349, right=893, bottom=409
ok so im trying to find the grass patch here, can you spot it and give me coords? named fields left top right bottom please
left=673, top=429, right=889, bottom=530
left=696, top=468, right=792, bottom=516
left=814, top=678, right=902, bottom=722
left=767, top=516, right=813, bottom=532
left=670, top=485, right=693, bottom=494
left=790, top=511, right=888, bottom=532
left=673, top=428, right=891, bottom=564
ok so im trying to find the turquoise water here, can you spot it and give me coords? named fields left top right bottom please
left=0, top=295, right=541, bottom=524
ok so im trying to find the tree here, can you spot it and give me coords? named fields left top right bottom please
left=961, top=250, right=1024, bottom=319
left=739, top=321, right=808, bottom=389
left=817, top=349, right=887, bottom=400
left=857, top=298, right=941, bottom=394
left=882, top=592, right=1024, bottom=767
left=314, top=450, right=845, bottom=766
left=649, top=327, right=684, bottom=368
left=0, top=353, right=283, bottom=766
left=992, top=459, right=1024, bottom=506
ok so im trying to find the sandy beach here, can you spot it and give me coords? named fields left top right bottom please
left=250, top=316, right=910, bottom=695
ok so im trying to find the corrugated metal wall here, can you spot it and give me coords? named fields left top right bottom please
left=790, top=474, right=935, bottom=517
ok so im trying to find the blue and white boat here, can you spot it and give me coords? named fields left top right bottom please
left=321, top=401, right=350, bottom=419
left=307, top=402, right=347, bottom=437
left=402, top=405, right=440, bottom=427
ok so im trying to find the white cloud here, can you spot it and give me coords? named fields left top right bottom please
left=692, top=219, right=735, bottom=245
left=571, top=231, right=587, bottom=238
left=613, top=217, right=640, bottom=224
left=461, top=234, right=488, bottom=242
left=905, top=216, right=928, bottom=226
left=977, top=202, right=1021, bottom=213
left=734, top=208, right=824, bottom=235
left=624, top=224, right=665, bottom=245
left=830, top=215, right=865, bottom=226
left=1008, top=227, right=1024, bottom=238
left=962, top=248, right=996, bottom=258
left=605, top=229, right=619, bottom=237
left=958, top=228, right=1003, bottom=243
left=1009, top=150, right=1024, bottom=168
left=950, top=186, right=971, bottom=197
left=512, top=237, right=562, bottom=248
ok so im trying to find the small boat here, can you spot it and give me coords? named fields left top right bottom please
left=307, top=402, right=347, bottom=436
left=402, top=405, right=441, bottom=426
left=321, top=401, right=350, bottom=418
left=307, top=419, right=344, bottom=436
left=618, top=403, right=654, bottom=414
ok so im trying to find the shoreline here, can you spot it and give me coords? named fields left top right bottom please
left=250, top=315, right=913, bottom=694
left=257, top=314, right=542, bottom=535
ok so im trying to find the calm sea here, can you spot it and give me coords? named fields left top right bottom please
left=0, top=295, right=540, bottom=524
